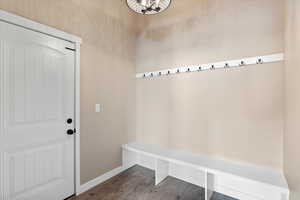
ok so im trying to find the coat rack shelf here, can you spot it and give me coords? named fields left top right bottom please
left=136, top=53, right=284, bottom=79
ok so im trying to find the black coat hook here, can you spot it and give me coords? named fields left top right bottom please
left=257, top=58, right=263, bottom=64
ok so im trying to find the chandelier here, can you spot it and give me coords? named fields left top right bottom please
left=126, top=0, right=172, bottom=15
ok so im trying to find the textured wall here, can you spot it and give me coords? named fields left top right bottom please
left=0, top=0, right=137, bottom=184
left=284, top=0, right=300, bottom=199
left=136, top=0, right=284, bottom=169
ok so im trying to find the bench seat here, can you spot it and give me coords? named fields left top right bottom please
left=122, top=142, right=289, bottom=200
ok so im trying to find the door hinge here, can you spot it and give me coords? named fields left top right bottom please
left=65, top=47, right=76, bottom=51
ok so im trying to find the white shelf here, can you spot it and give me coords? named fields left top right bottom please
left=122, top=142, right=289, bottom=200
left=136, top=53, right=284, bottom=79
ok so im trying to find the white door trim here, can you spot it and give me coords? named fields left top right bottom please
left=0, top=9, right=82, bottom=195
left=0, top=10, right=82, bottom=44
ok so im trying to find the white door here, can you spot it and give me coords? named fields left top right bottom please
left=0, top=21, right=75, bottom=200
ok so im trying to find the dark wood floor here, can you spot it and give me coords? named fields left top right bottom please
left=70, top=165, right=237, bottom=200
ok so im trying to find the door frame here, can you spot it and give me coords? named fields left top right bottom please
left=0, top=9, right=82, bottom=195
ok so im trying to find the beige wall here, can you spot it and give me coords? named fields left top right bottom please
left=136, top=0, right=285, bottom=169
left=284, top=0, right=300, bottom=199
left=0, top=0, right=137, bottom=184
left=136, top=0, right=284, bottom=72
left=0, top=0, right=290, bottom=189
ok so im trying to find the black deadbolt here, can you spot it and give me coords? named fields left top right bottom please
left=67, top=129, right=74, bottom=135
left=67, top=118, right=73, bottom=124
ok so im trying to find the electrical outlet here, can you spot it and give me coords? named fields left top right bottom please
left=95, top=104, right=101, bottom=113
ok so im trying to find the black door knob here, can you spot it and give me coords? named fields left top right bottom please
left=67, top=129, right=74, bottom=135
left=67, top=118, right=73, bottom=124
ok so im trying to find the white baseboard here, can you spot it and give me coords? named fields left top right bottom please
left=77, top=166, right=125, bottom=195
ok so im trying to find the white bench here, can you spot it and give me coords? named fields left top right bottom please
left=122, top=143, right=289, bottom=200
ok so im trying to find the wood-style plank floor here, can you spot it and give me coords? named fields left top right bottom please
left=69, top=165, right=237, bottom=200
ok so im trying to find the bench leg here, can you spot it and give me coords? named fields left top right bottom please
left=205, top=171, right=215, bottom=200
left=122, top=149, right=139, bottom=170
left=155, top=158, right=169, bottom=185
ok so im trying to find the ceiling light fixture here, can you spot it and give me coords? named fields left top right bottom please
left=126, top=0, right=171, bottom=15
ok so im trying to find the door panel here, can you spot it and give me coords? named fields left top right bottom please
left=0, top=21, right=75, bottom=200
left=8, top=43, right=64, bottom=124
